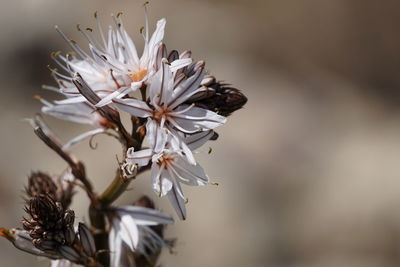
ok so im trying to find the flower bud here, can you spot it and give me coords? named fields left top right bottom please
left=78, top=223, right=96, bottom=257
left=185, top=76, right=248, bottom=117
left=58, top=246, right=81, bottom=262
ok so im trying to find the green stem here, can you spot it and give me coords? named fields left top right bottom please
left=98, top=170, right=132, bottom=207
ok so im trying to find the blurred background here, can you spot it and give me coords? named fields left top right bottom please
left=1, top=0, right=400, bottom=266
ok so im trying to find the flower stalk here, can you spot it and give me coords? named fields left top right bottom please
left=0, top=6, right=247, bottom=267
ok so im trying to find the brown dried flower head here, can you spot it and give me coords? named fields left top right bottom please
left=25, top=172, right=58, bottom=199
left=25, top=171, right=74, bottom=208
left=22, top=194, right=75, bottom=251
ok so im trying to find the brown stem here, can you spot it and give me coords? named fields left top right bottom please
left=33, top=125, right=96, bottom=202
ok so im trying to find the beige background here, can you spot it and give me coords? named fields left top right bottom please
left=1, top=0, right=400, bottom=266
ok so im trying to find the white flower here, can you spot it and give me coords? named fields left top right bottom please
left=39, top=97, right=105, bottom=126
left=108, top=206, right=173, bottom=267
left=113, top=59, right=226, bottom=163
left=125, top=122, right=214, bottom=219
left=51, top=8, right=172, bottom=106
left=37, top=97, right=109, bottom=150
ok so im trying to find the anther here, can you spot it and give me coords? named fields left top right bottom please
left=211, top=182, right=219, bottom=186
left=50, top=51, right=61, bottom=59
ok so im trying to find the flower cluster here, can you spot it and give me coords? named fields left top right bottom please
left=42, top=6, right=245, bottom=220
left=1, top=4, right=246, bottom=267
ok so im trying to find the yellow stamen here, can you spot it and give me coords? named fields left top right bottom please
left=211, top=182, right=219, bottom=186
left=130, top=68, right=148, bottom=82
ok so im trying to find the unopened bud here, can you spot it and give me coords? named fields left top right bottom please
left=58, top=246, right=81, bottom=262
left=78, top=223, right=96, bottom=257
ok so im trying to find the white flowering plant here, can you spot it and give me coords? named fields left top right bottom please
left=0, top=3, right=247, bottom=267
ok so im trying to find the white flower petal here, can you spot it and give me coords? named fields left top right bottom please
left=167, top=182, right=186, bottom=220
left=141, top=18, right=166, bottom=67
left=149, top=59, right=173, bottom=106
left=171, top=157, right=209, bottom=186
left=115, top=206, right=174, bottom=225
left=169, top=58, right=193, bottom=72
left=42, top=103, right=98, bottom=125
left=95, top=86, right=132, bottom=107
left=109, top=226, right=123, bottom=267
left=152, top=166, right=173, bottom=197
left=167, top=69, right=205, bottom=109
left=171, top=106, right=227, bottom=132
left=112, top=98, right=152, bottom=118
left=184, top=130, right=214, bottom=151
left=121, top=26, right=140, bottom=65
left=146, top=119, right=168, bottom=153
left=126, top=148, right=153, bottom=167
left=63, top=128, right=105, bottom=151
left=54, top=96, right=88, bottom=105
left=167, top=129, right=196, bottom=165
left=119, top=214, right=140, bottom=251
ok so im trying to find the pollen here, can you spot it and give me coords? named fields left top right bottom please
left=130, top=68, right=148, bottom=82
left=152, top=106, right=171, bottom=122
left=157, top=153, right=175, bottom=168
